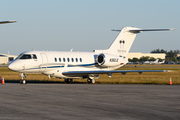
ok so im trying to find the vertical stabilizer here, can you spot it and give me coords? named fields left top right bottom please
left=108, top=27, right=138, bottom=56
left=95, top=27, right=139, bottom=57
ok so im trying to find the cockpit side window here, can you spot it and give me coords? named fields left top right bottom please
left=18, top=54, right=32, bottom=59
left=32, top=54, right=37, bottom=59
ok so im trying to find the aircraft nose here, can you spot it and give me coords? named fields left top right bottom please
left=8, top=63, right=18, bottom=71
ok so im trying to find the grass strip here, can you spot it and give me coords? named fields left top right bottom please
left=0, top=65, right=180, bottom=84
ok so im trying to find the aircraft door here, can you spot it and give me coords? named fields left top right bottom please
left=40, top=53, right=48, bottom=71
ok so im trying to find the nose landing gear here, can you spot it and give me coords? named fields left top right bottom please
left=20, top=73, right=26, bottom=84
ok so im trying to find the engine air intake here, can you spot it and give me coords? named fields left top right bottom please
left=97, top=53, right=105, bottom=65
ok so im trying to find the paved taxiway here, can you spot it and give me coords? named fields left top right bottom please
left=0, top=84, right=179, bottom=120
left=0, top=65, right=7, bottom=67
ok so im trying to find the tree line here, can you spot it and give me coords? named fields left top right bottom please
left=128, top=49, right=180, bottom=63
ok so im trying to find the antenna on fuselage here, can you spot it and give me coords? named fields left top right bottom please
left=70, top=48, right=73, bottom=52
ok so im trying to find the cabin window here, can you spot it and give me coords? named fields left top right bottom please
left=18, top=54, right=32, bottom=59
left=32, top=54, right=37, bottom=59
left=59, top=58, right=61, bottom=62
left=63, top=58, right=65, bottom=62
left=76, top=58, right=78, bottom=62
left=55, top=58, right=57, bottom=62
left=67, top=58, right=70, bottom=62
left=80, top=58, right=82, bottom=62
left=71, top=58, right=74, bottom=62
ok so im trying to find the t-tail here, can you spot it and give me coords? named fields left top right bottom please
left=94, top=27, right=174, bottom=57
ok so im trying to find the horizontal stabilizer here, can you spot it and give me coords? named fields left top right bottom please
left=112, top=28, right=174, bottom=33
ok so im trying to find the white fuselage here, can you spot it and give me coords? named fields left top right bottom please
left=8, top=51, right=127, bottom=79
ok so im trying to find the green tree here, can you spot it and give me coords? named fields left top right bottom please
left=151, top=49, right=167, bottom=53
left=139, top=56, right=150, bottom=62
left=132, top=57, right=139, bottom=62
left=150, top=49, right=180, bottom=62
left=166, top=50, right=178, bottom=62
left=149, top=57, right=156, bottom=61
left=128, top=58, right=132, bottom=62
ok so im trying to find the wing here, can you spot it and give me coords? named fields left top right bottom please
left=62, top=70, right=170, bottom=77
left=0, top=21, right=17, bottom=24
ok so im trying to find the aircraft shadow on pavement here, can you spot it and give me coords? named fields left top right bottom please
left=5, top=80, right=87, bottom=84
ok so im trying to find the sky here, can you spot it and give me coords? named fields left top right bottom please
left=0, top=0, right=179, bottom=55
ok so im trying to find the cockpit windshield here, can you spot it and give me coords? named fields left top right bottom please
left=16, top=54, right=37, bottom=60
left=19, top=54, right=32, bottom=59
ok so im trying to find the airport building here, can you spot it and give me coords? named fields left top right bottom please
left=127, top=52, right=166, bottom=59
left=0, top=53, right=18, bottom=64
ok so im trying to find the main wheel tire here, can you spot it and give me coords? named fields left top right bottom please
left=69, top=79, right=72, bottom=83
left=87, top=78, right=91, bottom=83
left=23, top=80, right=26, bottom=84
left=64, top=79, right=69, bottom=83
left=91, top=79, right=96, bottom=84
left=20, top=80, right=23, bottom=84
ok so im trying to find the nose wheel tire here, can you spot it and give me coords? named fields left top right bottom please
left=20, top=80, right=26, bottom=84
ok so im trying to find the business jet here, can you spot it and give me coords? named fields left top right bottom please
left=144, top=59, right=159, bottom=65
left=8, top=27, right=173, bottom=84
left=158, top=60, right=165, bottom=64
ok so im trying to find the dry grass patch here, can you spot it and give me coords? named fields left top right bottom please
left=0, top=65, right=180, bottom=84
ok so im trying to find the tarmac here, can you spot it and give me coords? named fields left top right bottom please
left=0, top=84, right=180, bottom=120
left=0, top=65, right=7, bottom=67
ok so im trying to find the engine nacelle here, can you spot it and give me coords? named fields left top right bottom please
left=96, top=53, right=120, bottom=67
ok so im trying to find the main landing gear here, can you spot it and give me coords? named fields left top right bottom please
left=87, top=74, right=99, bottom=84
left=87, top=77, right=96, bottom=84
left=20, top=73, right=26, bottom=84
left=64, top=78, right=73, bottom=83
